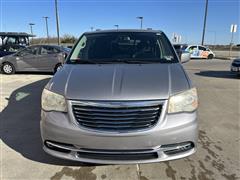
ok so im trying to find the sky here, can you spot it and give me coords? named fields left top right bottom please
left=0, top=0, right=239, bottom=45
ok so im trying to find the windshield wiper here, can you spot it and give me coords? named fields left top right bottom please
left=69, top=58, right=174, bottom=64
left=95, top=59, right=147, bottom=64
left=70, top=59, right=98, bottom=64
left=115, top=59, right=162, bottom=64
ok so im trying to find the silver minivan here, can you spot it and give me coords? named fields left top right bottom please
left=41, top=29, right=198, bottom=164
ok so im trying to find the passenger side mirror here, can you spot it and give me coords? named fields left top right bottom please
left=59, top=52, right=68, bottom=64
left=180, top=51, right=191, bottom=63
left=64, top=53, right=68, bottom=59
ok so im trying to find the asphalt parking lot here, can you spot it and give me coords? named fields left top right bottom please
left=0, top=59, right=239, bottom=180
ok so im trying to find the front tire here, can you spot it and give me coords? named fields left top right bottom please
left=2, top=62, right=15, bottom=74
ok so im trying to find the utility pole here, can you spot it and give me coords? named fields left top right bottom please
left=114, top=25, right=119, bottom=30
left=29, top=23, right=35, bottom=43
left=43, top=16, right=50, bottom=43
left=55, top=0, right=60, bottom=45
left=136, top=17, right=143, bottom=29
left=229, top=32, right=234, bottom=57
left=201, top=0, right=208, bottom=45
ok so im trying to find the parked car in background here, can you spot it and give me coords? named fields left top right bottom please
left=41, top=29, right=198, bottom=164
left=0, top=44, right=25, bottom=57
left=185, top=45, right=215, bottom=59
left=231, top=58, right=240, bottom=75
left=0, top=45, right=70, bottom=74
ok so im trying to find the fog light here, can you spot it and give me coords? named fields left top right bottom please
left=45, top=140, right=72, bottom=153
left=161, top=142, right=194, bottom=155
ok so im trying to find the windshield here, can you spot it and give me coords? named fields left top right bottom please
left=68, top=32, right=178, bottom=64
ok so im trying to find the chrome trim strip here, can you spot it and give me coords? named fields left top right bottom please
left=73, top=111, right=159, bottom=117
left=46, top=141, right=160, bottom=154
left=70, top=100, right=164, bottom=108
left=72, top=106, right=160, bottom=113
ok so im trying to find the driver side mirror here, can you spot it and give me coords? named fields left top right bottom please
left=60, top=52, right=68, bottom=59
left=180, top=51, right=191, bottom=63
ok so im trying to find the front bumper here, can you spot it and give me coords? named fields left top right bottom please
left=40, top=101, right=198, bottom=164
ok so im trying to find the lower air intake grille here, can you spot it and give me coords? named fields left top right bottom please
left=77, top=152, right=158, bottom=160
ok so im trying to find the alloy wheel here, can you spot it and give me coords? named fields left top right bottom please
left=3, top=64, right=13, bottom=74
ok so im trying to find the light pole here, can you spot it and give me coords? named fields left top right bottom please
left=54, top=0, right=60, bottom=45
left=201, top=0, right=208, bottom=45
left=136, top=16, right=143, bottom=29
left=43, top=16, right=50, bottom=43
left=29, top=23, right=35, bottom=35
left=114, top=25, right=119, bottom=30
left=29, top=23, right=35, bottom=43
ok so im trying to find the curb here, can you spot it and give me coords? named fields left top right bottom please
left=215, top=57, right=233, bottom=60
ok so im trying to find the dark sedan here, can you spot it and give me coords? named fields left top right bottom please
left=231, top=58, right=240, bottom=75
left=0, top=45, right=70, bottom=74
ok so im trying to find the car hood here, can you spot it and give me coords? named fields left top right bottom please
left=232, top=59, right=240, bottom=63
left=46, top=63, right=190, bottom=101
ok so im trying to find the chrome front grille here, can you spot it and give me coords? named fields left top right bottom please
left=71, top=101, right=163, bottom=132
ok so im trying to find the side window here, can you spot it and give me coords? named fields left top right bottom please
left=30, top=47, right=39, bottom=55
left=199, top=46, right=206, bottom=51
left=53, top=47, right=60, bottom=53
left=189, top=46, right=197, bottom=51
left=40, top=47, right=48, bottom=55
left=40, top=46, right=59, bottom=55
left=19, top=47, right=38, bottom=56
left=9, top=45, right=23, bottom=52
left=19, top=37, right=27, bottom=45
left=6, top=37, right=16, bottom=44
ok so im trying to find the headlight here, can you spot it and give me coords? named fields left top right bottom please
left=41, top=89, right=67, bottom=112
left=168, top=88, right=198, bottom=113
